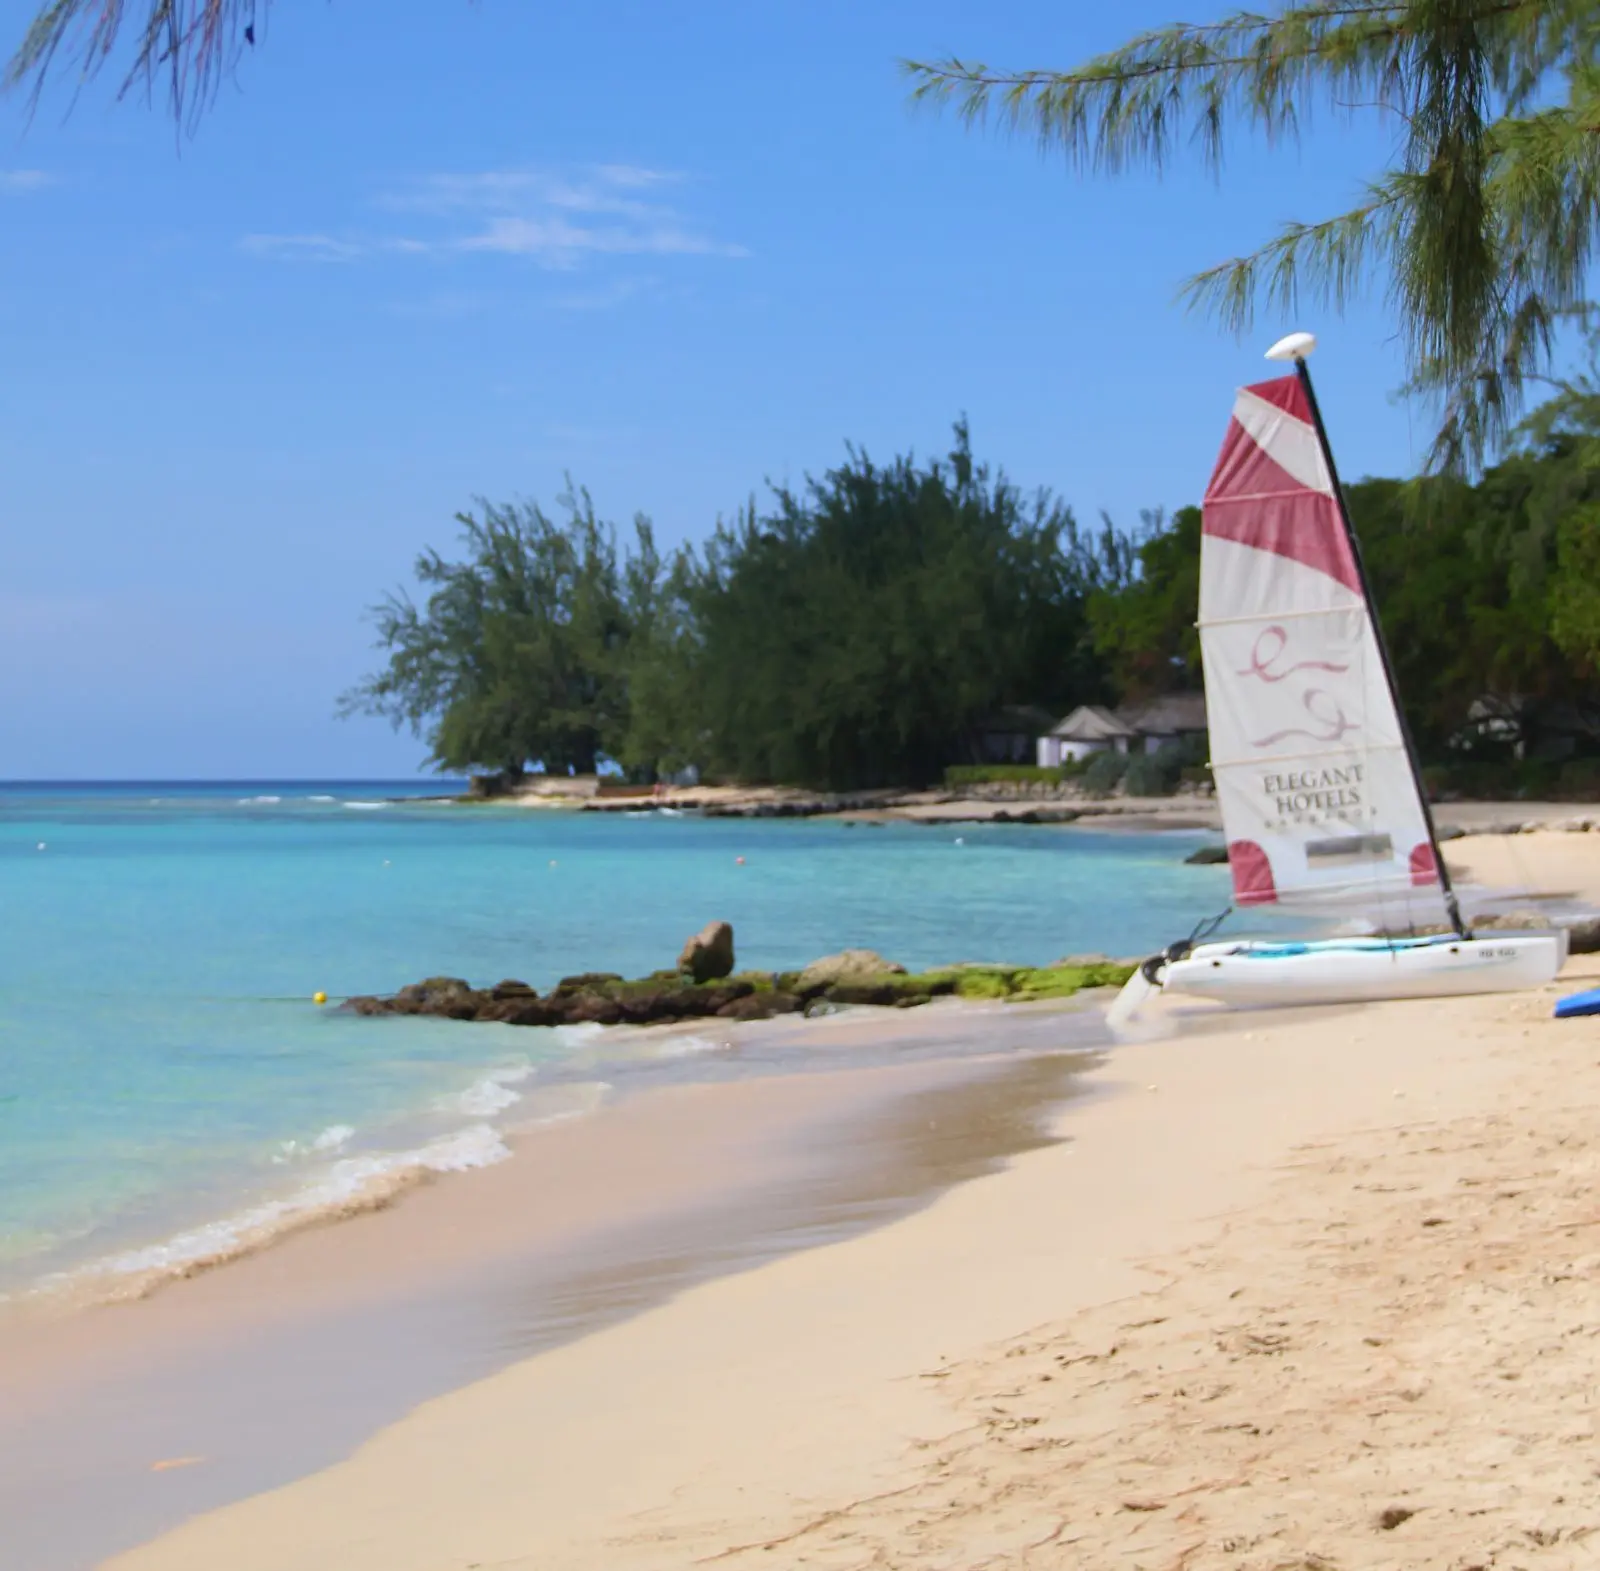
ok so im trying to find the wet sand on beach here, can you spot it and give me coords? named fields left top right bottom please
left=0, top=1035, right=1101, bottom=1571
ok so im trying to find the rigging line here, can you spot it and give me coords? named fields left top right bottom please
left=1187, top=905, right=1233, bottom=945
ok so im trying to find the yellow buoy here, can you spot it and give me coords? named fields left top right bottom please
left=313, top=991, right=327, bottom=1006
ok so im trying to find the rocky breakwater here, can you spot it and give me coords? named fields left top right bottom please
left=343, top=929, right=1137, bottom=1030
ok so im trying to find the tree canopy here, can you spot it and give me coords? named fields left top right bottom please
left=345, top=424, right=1125, bottom=790
left=906, top=1, right=1600, bottom=469
left=339, top=490, right=646, bottom=779
left=343, top=400, right=1600, bottom=790
left=678, top=424, right=1115, bottom=790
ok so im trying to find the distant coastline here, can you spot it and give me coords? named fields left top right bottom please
left=457, top=775, right=1600, bottom=837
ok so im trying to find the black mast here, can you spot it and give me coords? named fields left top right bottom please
left=1290, top=352, right=1468, bottom=939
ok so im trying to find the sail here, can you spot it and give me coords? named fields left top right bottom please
left=1199, top=374, right=1445, bottom=920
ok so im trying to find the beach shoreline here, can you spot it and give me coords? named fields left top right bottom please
left=476, top=777, right=1600, bottom=836
left=8, top=824, right=1600, bottom=1570
left=98, top=949, right=1600, bottom=1571
left=0, top=1017, right=1109, bottom=1571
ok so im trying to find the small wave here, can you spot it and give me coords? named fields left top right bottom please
left=237, top=795, right=282, bottom=805
left=342, top=801, right=388, bottom=811
left=50, top=1125, right=510, bottom=1305
left=271, top=1123, right=356, bottom=1164
left=305, top=794, right=337, bottom=803
left=439, top=1065, right=533, bottom=1117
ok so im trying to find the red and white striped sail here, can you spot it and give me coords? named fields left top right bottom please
left=1199, top=374, right=1444, bottom=918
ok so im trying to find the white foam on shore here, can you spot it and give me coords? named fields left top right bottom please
left=649, top=1032, right=733, bottom=1060
left=440, top=1065, right=534, bottom=1117
left=271, top=1123, right=356, bottom=1164
left=36, top=1125, right=511, bottom=1308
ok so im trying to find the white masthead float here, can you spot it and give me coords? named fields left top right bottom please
left=1109, top=334, right=1565, bottom=1025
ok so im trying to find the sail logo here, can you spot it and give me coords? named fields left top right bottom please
left=1237, top=625, right=1348, bottom=684
left=1237, top=624, right=1358, bottom=748
left=1262, top=763, right=1363, bottom=821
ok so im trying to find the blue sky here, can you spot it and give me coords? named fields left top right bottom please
left=1, top=1, right=1429, bottom=778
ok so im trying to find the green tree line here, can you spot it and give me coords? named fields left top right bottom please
left=343, top=396, right=1600, bottom=790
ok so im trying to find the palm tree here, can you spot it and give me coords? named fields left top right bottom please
left=7, top=1, right=264, bottom=129
left=906, top=1, right=1600, bottom=468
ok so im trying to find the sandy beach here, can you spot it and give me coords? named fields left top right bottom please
left=3, top=831, right=1600, bottom=1567
left=11, top=823, right=1572, bottom=1571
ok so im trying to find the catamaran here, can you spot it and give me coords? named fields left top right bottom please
left=1110, top=333, right=1565, bottom=1023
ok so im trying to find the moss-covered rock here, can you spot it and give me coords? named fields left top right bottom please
left=343, top=954, right=1136, bottom=1031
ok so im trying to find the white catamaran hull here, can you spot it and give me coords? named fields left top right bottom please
left=1157, top=931, right=1565, bottom=1008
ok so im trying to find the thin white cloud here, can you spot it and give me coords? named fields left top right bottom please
left=378, top=164, right=684, bottom=223
left=239, top=233, right=360, bottom=263
left=0, top=169, right=53, bottom=193
left=458, top=214, right=746, bottom=267
left=241, top=163, right=745, bottom=273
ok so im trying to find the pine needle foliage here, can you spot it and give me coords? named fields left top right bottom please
left=906, top=1, right=1600, bottom=469
left=6, top=0, right=266, bottom=128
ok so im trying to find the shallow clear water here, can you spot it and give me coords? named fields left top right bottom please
left=0, top=781, right=1230, bottom=1294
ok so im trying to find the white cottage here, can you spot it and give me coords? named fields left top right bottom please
left=1036, top=693, right=1209, bottom=767
left=1116, top=693, right=1209, bottom=756
left=1036, top=705, right=1137, bottom=767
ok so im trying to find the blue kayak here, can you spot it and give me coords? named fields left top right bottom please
left=1554, top=987, right=1600, bottom=1019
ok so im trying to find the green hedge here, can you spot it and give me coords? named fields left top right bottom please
left=944, top=763, right=1074, bottom=787
left=1422, top=757, right=1600, bottom=801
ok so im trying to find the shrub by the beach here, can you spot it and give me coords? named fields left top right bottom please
left=1081, top=751, right=1128, bottom=796
left=1123, top=748, right=1181, bottom=798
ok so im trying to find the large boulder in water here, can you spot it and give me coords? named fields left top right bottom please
left=391, top=977, right=485, bottom=1019
left=795, top=949, right=906, bottom=996
left=677, top=921, right=735, bottom=983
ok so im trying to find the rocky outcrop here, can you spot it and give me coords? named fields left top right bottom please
left=348, top=970, right=800, bottom=1028
left=343, top=952, right=1136, bottom=1030
left=793, top=949, right=906, bottom=993
left=677, top=921, right=735, bottom=983
left=1184, top=844, right=1230, bottom=865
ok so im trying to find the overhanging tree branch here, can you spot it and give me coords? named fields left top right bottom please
left=6, top=0, right=265, bottom=128
left=905, top=0, right=1600, bottom=469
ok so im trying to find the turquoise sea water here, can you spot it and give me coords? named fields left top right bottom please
left=0, top=782, right=1230, bottom=1297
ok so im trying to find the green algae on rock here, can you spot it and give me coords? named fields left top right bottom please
left=342, top=954, right=1135, bottom=1029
